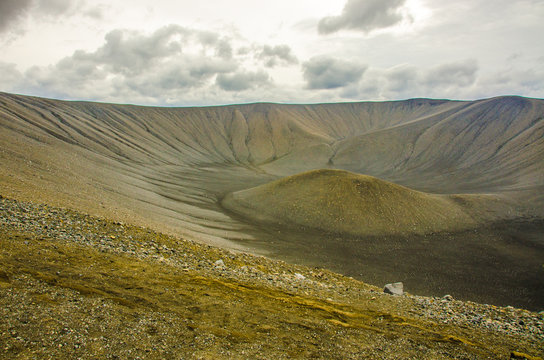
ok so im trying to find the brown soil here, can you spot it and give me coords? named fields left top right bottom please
left=221, top=169, right=506, bottom=236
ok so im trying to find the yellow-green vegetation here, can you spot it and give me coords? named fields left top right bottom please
left=1, top=196, right=543, bottom=359
left=222, top=169, right=492, bottom=236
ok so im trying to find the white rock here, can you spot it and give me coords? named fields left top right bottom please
left=214, top=259, right=225, bottom=267
left=384, top=282, right=404, bottom=295
left=294, top=273, right=306, bottom=280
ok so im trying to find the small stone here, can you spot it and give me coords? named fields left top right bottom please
left=384, top=282, right=404, bottom=296
left=214, top=259, right=225, bottom=267
left=443, top=294, right=454, bottom=301
left=294, top=273, right=305, bottom=280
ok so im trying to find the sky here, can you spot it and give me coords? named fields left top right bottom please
left=0, top=0, right=543, bottom=106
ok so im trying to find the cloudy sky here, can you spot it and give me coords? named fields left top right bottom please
left=1, top=0, right=543, bottom=106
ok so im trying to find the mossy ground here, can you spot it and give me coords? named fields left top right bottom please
left=1, top=197, right=542, bottom=359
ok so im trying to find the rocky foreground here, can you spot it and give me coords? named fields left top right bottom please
left=1, top=195, right=543, bottom=359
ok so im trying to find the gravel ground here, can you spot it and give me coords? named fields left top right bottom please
left=1, top=195, right=543, bottom=359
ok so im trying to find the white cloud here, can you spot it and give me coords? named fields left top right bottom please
left=20, top=26, right=242, bottom=100
left=4, top=25, right=286, bottom=105
left=0, top=1, right=542, bottom=104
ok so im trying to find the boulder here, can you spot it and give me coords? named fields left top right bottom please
left=384, top=282, right=404, bottom=295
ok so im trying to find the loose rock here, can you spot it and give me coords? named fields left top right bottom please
left=294, top=273, right=306, bottom=280
left=214, top=259, right=225, bottom=267
left=384, top=282, right=404, bottom=295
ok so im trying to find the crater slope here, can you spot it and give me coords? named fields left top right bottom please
left=222, top=169, right=497, bottom=236
left=1, top=92, right=543, bottom=309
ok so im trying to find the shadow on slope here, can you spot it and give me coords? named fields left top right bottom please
left=228, top=215, right=544, bottom=311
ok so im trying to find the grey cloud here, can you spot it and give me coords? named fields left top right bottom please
left=36, top=0, right=108, bottom=21
left=259, top=45, right=298, bottom=67
left=83, top=5, right=106, bottom=20
left=191, top=30, right=233, bottom=58
left=354, top=60, right=481, bottom=99
left=478, top=67, right=544, bottom=97
left=424, top=59, right=479, bottom=87
left=65, top=25, right=236, bottom=77
left=303, top=56, right=366, bottom=89
left=318, top=0, right=408, bottom=35
left=123, top=64, right=210, bottom=97
left=15, top=25, right=242, bottom=101
left=35, top=0, right=72, bottom=17
left=23, top=57, right=108, bottom=100
left=518, top=69, right=544, bottom=91
left=197, top=31, right=219, bottom=45
left=55, top=51, right=105, bottom=80
left=236, top=47, right=251, bottom=56
left=0, top=62, right=24, bottom=91
left=188, top=58, right=236, bottom=80
left=0, top=0, right=33, bottom=32
left=216, top=71, right=270, bottom=92
left=92, top=26, right=186, bottom=75
left=216, top=40, right=233, bottom=59
left=386, top=65, right=418, bottom=92
left=0, top=0, right=103, bottom=35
